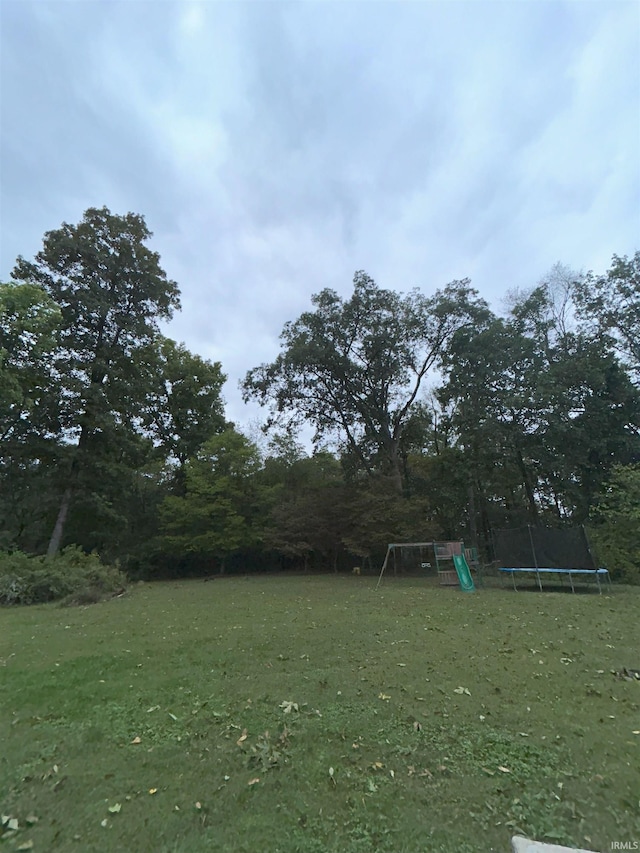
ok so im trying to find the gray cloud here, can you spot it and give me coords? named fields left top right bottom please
left=2, top=0, right=638, bottom=428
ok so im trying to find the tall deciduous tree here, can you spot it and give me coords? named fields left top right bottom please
left=149, top=337, right=226, bottom=492
left=0, top=282, right=63, bottom=550
left=261, top=450, right=344, bottom=570
left=0, top=281, right=62, bottom=442
left=574, top=252, right=640, bottom=384
left=12, top=207, right=180, bottom=556
left=438, top=277, right=640, bottom=551
left=590, top=463, right=640, bottom=583
left=243, top=271, right=489, bottom=491
left=160, top=428, right=264, bottom=572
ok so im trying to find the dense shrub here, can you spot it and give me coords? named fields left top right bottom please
left=0, top=547, right=127, bottom=605
left=589, top=464, right=640, bottom=585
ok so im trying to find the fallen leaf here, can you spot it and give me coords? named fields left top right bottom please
left=378, top=693, right=391, bottom=701
left=130, top=736, right=141, bottom=744
left=17, top=842, right=34, bottom=852
left=149, top=788, right=157, bottom=795
left=498, top=766, right=511, bottom=773
left=168, top=712, right=177, bottom=721
left=248, top=778, right=260, bottom=786
left=195, top=802, right=202, bottom=809
left=107, top=803, right=121, bottom=814
left=279, top=701, right=299, bottom=714
left=236, top=729, right=248, bottom=746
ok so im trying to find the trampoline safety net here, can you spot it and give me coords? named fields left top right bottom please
left=493, top=525, right=596, bottom=570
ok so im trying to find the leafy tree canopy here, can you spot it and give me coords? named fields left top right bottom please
left=574, top=252, right=640, bottom=384
left=160, top=428, right=265, bottom=570
left=243, top=271, right=489, bottom=489
left=11, top=207, right=182, bottom=556
left=0, top=281, right=62, bottom=441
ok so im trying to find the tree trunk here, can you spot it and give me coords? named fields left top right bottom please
left=467, top=478, right=478, bottom=550
left=47, top=485, right=73, bottom=558
left=515, top=447, right=539, bottom=524
left=47, top=419, right=91, bottom=557
left=387, top=441, right=404, bottom=494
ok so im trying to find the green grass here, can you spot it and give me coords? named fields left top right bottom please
left=1, top=575, right=639, bottom=853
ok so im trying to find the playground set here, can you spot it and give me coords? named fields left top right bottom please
left=375, top=541, right=478, bottom=592
left=375, top=526, right=611, bottom=594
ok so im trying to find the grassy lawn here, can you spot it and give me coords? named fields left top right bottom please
left=1, top=575, right=639, bottom=853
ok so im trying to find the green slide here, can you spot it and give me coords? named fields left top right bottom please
left=452, top=554, right=476, bottom=592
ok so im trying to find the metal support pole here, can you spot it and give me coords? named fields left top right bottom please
left=375, top=547, right=390, bottom=591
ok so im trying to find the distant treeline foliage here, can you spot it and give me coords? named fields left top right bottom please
left=1, top=207, right=638, bottom=592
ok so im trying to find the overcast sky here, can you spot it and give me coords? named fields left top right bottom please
left=1, top=0, right=639, bottom=429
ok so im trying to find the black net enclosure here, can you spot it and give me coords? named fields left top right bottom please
left=493, top=526, right=596, bottom=570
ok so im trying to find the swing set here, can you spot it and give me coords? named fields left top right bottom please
left=375, top=541, right=478, bottom=592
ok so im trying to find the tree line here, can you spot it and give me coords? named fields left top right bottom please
left=2, top=208, right=639, bottom=581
